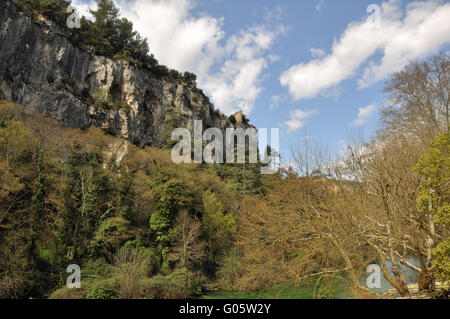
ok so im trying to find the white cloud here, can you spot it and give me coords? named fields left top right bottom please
left=118, top=0, right=224, bottom=79
left=73, top=0, right=285, bottom=115
left=201, top=26, right=287, bottom=114
left=351, top=104, right=377, bottom=127
left=280, top=0, right=450, bottom=101
left=283, top=109, right=318, bottom=133
left=359, top=0, right=450, bottom=87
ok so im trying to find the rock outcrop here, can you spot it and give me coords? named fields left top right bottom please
left=0, top=0, right=231, bottom=147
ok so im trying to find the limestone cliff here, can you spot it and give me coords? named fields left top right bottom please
left=0, top=0, right=232, bottom=147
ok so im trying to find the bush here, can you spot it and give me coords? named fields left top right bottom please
left=88, top=217, right=132, bottom=258
left=138, top=268, right=201, bottom=299
left=183, top=72, right=197, bottom=86
left=86, top=280, right=117, bottom=299
left=216, top=248, right=245, bottom=290
left=82, top=258, right=114, bottom=280
left=113, top=246, right=154, bottom=298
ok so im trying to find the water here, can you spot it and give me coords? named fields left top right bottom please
left=359, top=257, right=420, bottom=294
left=202, top=257, right=422, bottom=299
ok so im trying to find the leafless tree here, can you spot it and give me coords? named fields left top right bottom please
left=169, top=211, right=206, bottom=270
left=382, top=52, right=449, bottom=140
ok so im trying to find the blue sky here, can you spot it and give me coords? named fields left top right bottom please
left=73, top=0, right=450, bottom=161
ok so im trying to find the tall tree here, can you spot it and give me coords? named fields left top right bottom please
left=416, top=131, right=450, bottom=283
left=169, top=211, right=205, bottom=270
left=382, top=52, right=449, bottom=140
left=89, top=0, right=120, bottom=56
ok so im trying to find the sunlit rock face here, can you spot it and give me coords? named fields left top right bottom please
left=0, top=0, right=237, bottom=148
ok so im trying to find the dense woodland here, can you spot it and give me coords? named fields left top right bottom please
left=0, top=100, right=265, bottom=298
left=0, top=0, right=448, bottom=299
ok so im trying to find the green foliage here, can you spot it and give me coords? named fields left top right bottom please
left=93, top=87, right=112, bottom=105
left=202, top=279, right=345, bottom=299
left=86, top=279, right=117, bottom=299
left=0, top=119, right=36, bottom=164
left=96, top=217, right=130, bottom=236
left=138, top=268, right=201, bottom=299
left=91, top=87, right=130, bottom=112
left=114, top=171, right=135, bottom=220
left=416, top=131, right=450, bottom=282
left=416, top=131, right=450, bottom=226
left=433, top=240, right=450, bottom=282
left=12, top=0, right=71, bottom=26
left=202, top=190, right=236, bottom=266
left=0, top=101, right=238, bottom=299
left=150, top=180, right=194, bottom=244
left=37, top=247, right=55, bottom=264
left=211, top=161, right=264, bottom=196
left=89, top=217, right=132, bottom=258
left=215, top=248, right=244, bottom=291
left=82, top=258, right=114, bottom=280
left=57, top=148, right=111, bottom=259
left=183, top=72, right=197, bottom=86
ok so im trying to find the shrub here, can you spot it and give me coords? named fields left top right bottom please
left=86, top=280, right=117, bottom=299
left=138, top=268, right=201, bottom=299
left=183, top=72, right=197, bottom=86
left=88, top=217, right=132, bottom=258
left=82, top=258, right=114, bottom=280
left=113, top=246, right=154, bottom=298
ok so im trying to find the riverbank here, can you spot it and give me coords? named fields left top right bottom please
left=383, top=282, right=449, bottom=299
left=201, top=279, right=449, bottom=300
left=201, top=278, right=347, bottom=299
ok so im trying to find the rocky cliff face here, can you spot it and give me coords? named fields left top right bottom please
left=0, top=0, right=231, bottom=147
